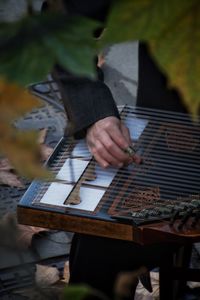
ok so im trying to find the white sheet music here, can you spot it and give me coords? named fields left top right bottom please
left=40, top=114, right=148, bottom=211
left=66, top=187, right=105, bottom=211
left=85, top=165, right=117, bottom=187
left=56, top=158, right=89, bottom=181
left=40, top=182, right=74, bottom=206
left=40, top=182, right=104, bottom=211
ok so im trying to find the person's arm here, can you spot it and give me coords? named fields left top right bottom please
left=54, top=67, right=120, bottom=138
left=50, top=0, right=139, bottom=167
left=54, top=66, right=137, bottom=167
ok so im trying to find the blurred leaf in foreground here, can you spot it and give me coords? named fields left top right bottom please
left=1, top=128, right=53, bottom=179
left=0, top=170, right=24, bottom=187
left=0, top=79, right=52, bottom=179
left=0, top=78, right=41, bottom=120
left=0, top=13, right=99, bottom=86
left=62, top=285, right=92, bottom=300
left=62, top=285, right=109, bottom=300
left=102, top=0, right=200, bottom=115
left=149, top=3, right=200, bottom=116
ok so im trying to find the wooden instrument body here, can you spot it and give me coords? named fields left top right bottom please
left=17, top=205, right=200, bottom=245
left=17, top=107, right=200, bottom=245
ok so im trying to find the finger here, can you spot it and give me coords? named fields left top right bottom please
left=100, top=131, right=130, bottom=164
left=93, top=139, right=124, bottom=167
left=92, top=152, right=110, bottom=168
left=109, top=124, right=130, bottom=151
left=87, top=140, right=108, bottom=168
left=134, top=154, right=143, bottom=164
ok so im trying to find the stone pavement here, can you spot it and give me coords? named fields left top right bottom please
left=0, top=1, right=200, bottom=298
left=0, top=80, right=71, bottom=299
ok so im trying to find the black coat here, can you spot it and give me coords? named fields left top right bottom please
left=47, top=2, right=187, bottom=298
left=51, top=0, right=187, bottom=139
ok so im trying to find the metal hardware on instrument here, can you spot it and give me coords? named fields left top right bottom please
left=17, top=106, right=200, bottom=244
left=124, top=145, right=137, bottom=156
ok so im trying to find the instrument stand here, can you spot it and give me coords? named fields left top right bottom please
left=159, top=244, right=200, bottom=300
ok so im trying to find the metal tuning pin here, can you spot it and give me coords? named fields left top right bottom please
left=191, top=210, right=200, bottom=228
left=124, top=145, right=136, bottom=156
left=170, top=210, right=180, bottom=226
left=191, top=199, right=200, bottom=208
left=178, top=208, right=193, bottom=230
left=158, top=206, right=172, bottom=216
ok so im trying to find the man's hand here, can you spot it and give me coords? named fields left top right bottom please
left=86, top=116, right=140, bottom=168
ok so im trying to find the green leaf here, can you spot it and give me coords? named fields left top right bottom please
left=149, top=1, right=200, bottom=115
left=102, top=0, right=192, bottom=45
left=62, top=285, right=91, bottom=300
left=101, top=0, right=200, bottom=114
left=0, top=13, right=99, bottom=86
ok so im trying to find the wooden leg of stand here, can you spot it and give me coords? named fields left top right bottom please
left=159, top=252, right=174, bottom=300
left=173, top=244, right=193, bottom=298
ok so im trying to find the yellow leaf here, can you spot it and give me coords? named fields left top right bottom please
left=0, top=128, right=53, bottom=179
left=0, top=78, right=41, bottom=121
left=148, top=2, right=200, bottom=116
left=0, top=79, right=53, bottom=179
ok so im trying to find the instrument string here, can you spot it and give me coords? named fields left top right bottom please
left=36, top=106, right=200, bottom=216
left=51, top=128, right=200, bottom=166
left=50, top=157, right=200, bottom=174
left=50, top=168, right=200, bottom=191
left=51, top=139, right=200, bottom=168
left=120, top=106, right=200, bottom=124
left=49, top=155, right=200, bottom=181
left=52, top=147, right=200, bottom=165
left=35, top=180, right=200, bottom=207
left=34, top=163, right=200, bottom=198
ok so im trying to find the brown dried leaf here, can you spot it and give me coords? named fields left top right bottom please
left=40, top=144, right=54, bottom=161
left=0, top=128, right=53, bottom=180
left=0, top=214, right=48, bottom=250
left=16, top=224, right=48, bottom=249
left=38, top=128, right=48, bottom=145
left=0, top=158, right=13, bottom=171
left=61, top=261, right=70, bottom=284
left=0, top=78, right=41, bottom=122
left=0, top=79, right=53, bottom=179
left=0, top=170, right=24, bottom=187
left=35, top=264, right=60, bottom=287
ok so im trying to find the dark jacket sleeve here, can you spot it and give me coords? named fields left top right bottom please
left=55, top=72, right=120, bottom=139
left=45, top=0, right=119, bottom=138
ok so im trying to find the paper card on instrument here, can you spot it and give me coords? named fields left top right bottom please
left=72, top=140, right=91, bottom=158
left=66, top=187, right=105, bottom=211
left=40, top=182, right=74, bottom=206
left=40, top=184, right=105, bottom=211
left=85, top=165, right=117, bottom=187
left=124, top=117, right=148, bottom=140
left=56, top=158, right=89, bottom=182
